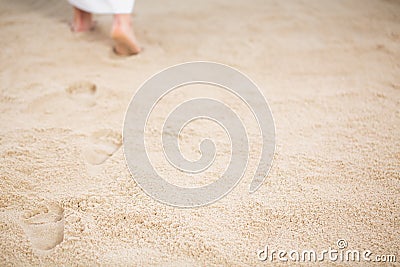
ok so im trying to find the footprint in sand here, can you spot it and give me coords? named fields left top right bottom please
left=20, top=202, right=65, bottom=251
left=65, top=81, right=97, bottom=107
left=27, top=81, right=97, bottom=114
left=83, top=129, right=122, bottom=165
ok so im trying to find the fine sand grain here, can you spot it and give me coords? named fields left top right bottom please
left=0, top=0, right=399, bottom=265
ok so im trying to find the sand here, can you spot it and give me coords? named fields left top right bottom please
left=0, top=0, right=399, bottom=265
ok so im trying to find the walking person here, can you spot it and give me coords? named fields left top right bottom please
left=69, top=0, right=141, bottom=55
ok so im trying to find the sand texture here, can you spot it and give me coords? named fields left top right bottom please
left=0, top=0, right=399, bottom=265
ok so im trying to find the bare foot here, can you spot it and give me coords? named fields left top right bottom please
left=111, top=14, right=141, bottom=55
left=71, top=7, right=95, bottom=32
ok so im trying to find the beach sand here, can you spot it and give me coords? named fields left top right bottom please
left=0, top=0, right=399, bottom=265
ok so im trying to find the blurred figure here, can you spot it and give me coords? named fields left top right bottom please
left=69, top=0, right=141, bottom=55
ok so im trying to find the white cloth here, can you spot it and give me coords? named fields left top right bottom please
left=68, top=0, right=135, bottom=14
